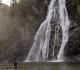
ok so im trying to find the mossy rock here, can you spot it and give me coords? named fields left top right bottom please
left=77, top=5, right=80, bottom=16
left=73, top=0, right=80, bottom=5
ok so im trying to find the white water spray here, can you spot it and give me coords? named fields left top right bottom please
left=25, top=0, right=70, bottom=62
left=57, top=0, right=70, bottom=61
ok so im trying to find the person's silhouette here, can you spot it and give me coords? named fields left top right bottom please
left=14, top=61, right=17, bottom=70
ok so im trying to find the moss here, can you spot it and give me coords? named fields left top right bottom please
left=77, top=5, right=80, bottom=16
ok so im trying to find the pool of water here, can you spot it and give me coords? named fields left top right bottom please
left=17, top=63, right=80, bottom=70
left=0, top=63, right=80, bottom=70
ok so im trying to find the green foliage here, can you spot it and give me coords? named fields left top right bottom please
left=72, top=0, right=80, bottom=16
left=73, top=0, right=80, bottom=5
left=77, top=5, right=80, bottom=16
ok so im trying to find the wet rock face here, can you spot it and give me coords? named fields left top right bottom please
left=0, top=0, right=51, bottom=63
left=64, top=22, right=80, bottom=61
left=64, top=0, right=80, bottom=61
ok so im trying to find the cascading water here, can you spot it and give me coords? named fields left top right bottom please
left=24, top=0, right=70, bottom=62
left=57, top=0, right=70, bottom=61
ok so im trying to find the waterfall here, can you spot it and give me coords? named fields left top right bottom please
left=57, top=0, right=70, bottom=61
left=24, top=0, right=70, bottom=62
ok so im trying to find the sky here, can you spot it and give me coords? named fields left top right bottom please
left=1, top=0, right=19, bottom=6
left=2, top=0, right=11, bottom=6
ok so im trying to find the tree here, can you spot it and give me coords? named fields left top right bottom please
left=0, top=0, right=1, bottom=2
left=10, top=0, right=17, bottom=6
left=0, top=0, right=2, bottom=6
